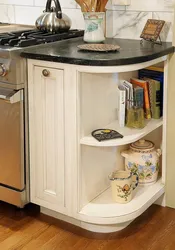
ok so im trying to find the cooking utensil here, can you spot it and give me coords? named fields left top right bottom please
left=75, top=0, right=109, bottom=12
left=36, top=0, right=71, bottom=33
left=91, top=0, right=97, bottom=11
left=100, top=0, right=108, bottom=11
left=96, top=0, right=101, bottom=12
left=83, top=0, right=90, bottom=11
left=75, top=0, right=86, bottom=11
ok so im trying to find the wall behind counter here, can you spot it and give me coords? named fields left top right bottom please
left=0, top=0, right=174, bottom=41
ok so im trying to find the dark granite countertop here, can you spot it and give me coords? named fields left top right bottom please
left=21, top=37, right=174, bottom=66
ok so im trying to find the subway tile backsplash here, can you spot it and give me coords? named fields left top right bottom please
left=0, top=0, right=174, bottom=41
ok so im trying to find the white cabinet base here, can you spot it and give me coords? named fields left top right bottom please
left=41, top=207, right=133, bottom=233
left=28, top=56, right=169, bottom=234
left=81, top=221, right=133, bottom=233
left=41, top=180, right=164, bottom=233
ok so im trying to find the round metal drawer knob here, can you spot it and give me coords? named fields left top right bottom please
left=42, top=69, right=50, bottom=77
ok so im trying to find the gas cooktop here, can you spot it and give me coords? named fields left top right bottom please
left=0, top=29, right=84, bottom=48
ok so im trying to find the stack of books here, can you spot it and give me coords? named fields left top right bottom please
left=117, top=66, right=164, bottom=128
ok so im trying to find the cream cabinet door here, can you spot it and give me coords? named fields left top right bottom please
left=28, top=65, right=66, bottom=213
left=166, top=53, right=175, bottom=209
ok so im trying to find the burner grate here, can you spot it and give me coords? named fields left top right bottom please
left=27, top=29, right=84, bottom=44
left=0, top=33, right=18, bottom=45
left=0, top=29, right=84, bottom=48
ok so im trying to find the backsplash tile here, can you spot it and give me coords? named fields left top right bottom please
left=0, top=0, right=34, bottom=5
left=15, top=6, right=43, bottom=25
left=0, top=0, right=174, bottom=42
left=106, top=11, right=113, bottom=37
left=0, top=4, right=15, bottom=23
left=153, top=12, right=174, bottom=42
left=112, top=11, right=152, bottom=39
left=14, top=5, right=84, bottom=28
left=34, top=0, right=77, bottom=8
left=62, top=8, right=84, bottom=29
left=126, top=0, right=174, bottom=11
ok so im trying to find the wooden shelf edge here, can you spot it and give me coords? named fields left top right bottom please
left=80, top=118, right=163, bottom=147
left=78, top=179, right=165, bottom=225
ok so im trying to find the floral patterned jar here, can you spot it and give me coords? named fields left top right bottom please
left=121, top=140, right=162, bottom=185
left=83, top=12, right=105, bottom=43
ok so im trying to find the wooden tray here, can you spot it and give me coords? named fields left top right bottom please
left=77, top=44, right=120, bottom=52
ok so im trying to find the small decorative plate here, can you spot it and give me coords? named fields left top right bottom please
left=92, top=129, right=123, bottom=142
left=77, top=44, right=120, bottom=52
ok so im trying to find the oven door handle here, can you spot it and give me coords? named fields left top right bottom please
left=0, top=90, right=23, bottom=104
left=9, top=90, right=23, bottom=104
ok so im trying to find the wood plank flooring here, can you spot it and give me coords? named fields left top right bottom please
left=0, top=202, right=174, bottom=249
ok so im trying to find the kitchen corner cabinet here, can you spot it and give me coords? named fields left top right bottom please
left=28, top=55, right=170, bottom=233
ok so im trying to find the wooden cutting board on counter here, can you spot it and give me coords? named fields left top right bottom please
left=0, top=24, right=35, bottom=33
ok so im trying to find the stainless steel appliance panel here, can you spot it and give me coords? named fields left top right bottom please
left=0, top=87, right=24, bottom=190
left=0, top=58, right=26, bottom=88
left=0, top=185, right=26, bottom=207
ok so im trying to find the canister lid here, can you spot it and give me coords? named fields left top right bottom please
left=130, top=140, right=155, bottom=152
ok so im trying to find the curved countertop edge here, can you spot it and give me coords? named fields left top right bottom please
left=21, top=48, right=174, bottom=66
left=20, top=37, right=174, bottom=67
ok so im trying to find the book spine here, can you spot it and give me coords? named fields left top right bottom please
left=139, top=71, right=163, bottom=116
left=134, top=88, right=144, bottom=108
left=148, top=81, right=161, bottom=119
left=146, top=66, right=164, bottom=73
left=148, top=81, right=154, bottom=118
left=131, top=79, right=151, bottom=119
left=118, top=89, right=126, bottom=127
left=154, top=82, right=161, bottom=119
left=139, top=72, right=164, bottom=81
left=139, top=69, right=164, bottom=77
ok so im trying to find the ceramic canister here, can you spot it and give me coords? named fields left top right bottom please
left=109, top=170, right=139, bottom=204
left=83, top=12, right=105, bottom=43
left=121, top=140, right=162, bottom=185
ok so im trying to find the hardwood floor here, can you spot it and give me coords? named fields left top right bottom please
left=0, top=203, right=174, bottom=249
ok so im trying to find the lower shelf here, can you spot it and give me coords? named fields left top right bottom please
left=79, top=178, right=164, bottom=225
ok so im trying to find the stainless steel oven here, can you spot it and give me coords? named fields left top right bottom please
left=0, top=87, right=27, bottom=207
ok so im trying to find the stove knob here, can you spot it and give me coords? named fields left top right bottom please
left=0, top=64, right=7, bottom=77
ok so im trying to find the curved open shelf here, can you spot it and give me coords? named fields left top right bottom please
left=79, top=178, right=164, bottom=225
left=80, top=118, right=163, bottom=147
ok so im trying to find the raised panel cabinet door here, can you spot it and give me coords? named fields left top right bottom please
left=29, top=65, right=65, bottom=213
